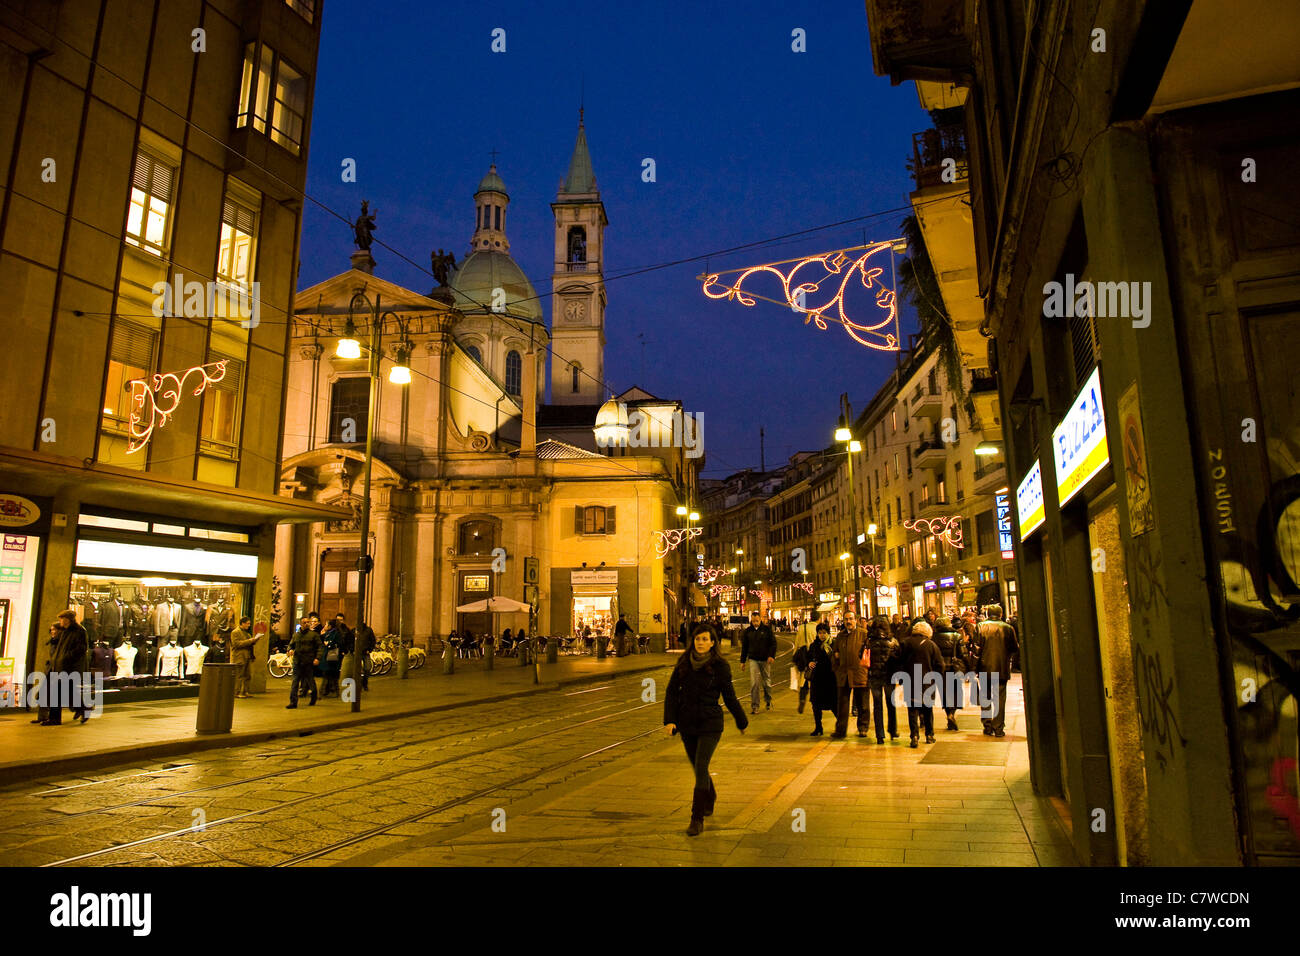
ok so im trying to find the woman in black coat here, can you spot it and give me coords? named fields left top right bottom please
left=664, top=622, right=748, bottom=836
left=806, top=622, right=838, bottom=736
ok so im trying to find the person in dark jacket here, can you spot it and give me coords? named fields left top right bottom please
left=898, top=621, right=943, bottom=747
left=830, top=610, right=871, bottom=738
left=805, top=623, right=837, bottom=736
left=342, top=619, right=376, bottom=690
left=230, top=616, right=257, bottom=697
left=318, top=622, right=343, bottom=697
left=977, top=605, right=1020, bottom=736
left=41, top=613, right=90, bottom=725
left=931, top=618, right=964, bottom=731
left=739, top=610, right=777, bottom=714
left=287, top=613, right=321, bottom=708
left=664, top=622, right=748, bottom=836
left=866, top=617, right=900, bottom=743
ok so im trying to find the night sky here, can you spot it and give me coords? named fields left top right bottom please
left=299, top=0, right=930, bottom=477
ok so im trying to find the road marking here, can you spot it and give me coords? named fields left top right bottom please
left=563, top=685, right=613, bottom=696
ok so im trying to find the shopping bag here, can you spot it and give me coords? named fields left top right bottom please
left=789, top=665, right=799, bottom=690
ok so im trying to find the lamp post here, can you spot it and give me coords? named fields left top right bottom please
left=835, top=413, right=864, bottom=625
left=336, top=291, right=412, bottom=713
left=734, top=548, right=743, bottom=615
left=865, top=522, right=880, bottom=620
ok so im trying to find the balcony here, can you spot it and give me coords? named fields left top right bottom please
left=915, top=438, right=947, bottom=474
left=865, top=0, right=970, bottom=86
left=970, top=368, right=1002, bottom=442
left=910, top=125, right=968, bottom=191
left=916, top=495, right=952, bottom=518
left=973, top=457, right=1007, bottom=496
left=910, top=385, right=943, bottom=421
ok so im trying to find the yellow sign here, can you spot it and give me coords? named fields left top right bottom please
left=463, top=575, right=489, bottom=592
left=1118, top=382, right=1153, bottom=535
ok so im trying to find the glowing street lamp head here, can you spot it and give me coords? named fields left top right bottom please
left=848, top=440, right=862, bottom=453
left=839, top=552, right=850, bottom=562
left=676, top=505, right=688, bottom=516
left=336, top=336, right=362, bottom=360
left=834, top=427, right=851, bottom=442
left=735, top=548, right=743, bottom=555
left=974, top=441, right=1002, bottom=457
left=388, top=345, right=412, bottom=385
left=688, top=511, right=700, bottom=522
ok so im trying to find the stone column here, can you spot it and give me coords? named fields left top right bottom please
left=414, top=515, right=437, bottom=645
left=251, top=523, right=277, bottom=694
left=273, top=521, right=294, bottom=640
left=371, top=511, right=393, bottom=634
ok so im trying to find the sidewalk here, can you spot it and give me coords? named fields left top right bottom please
left=0, top=651, right=668, bottom=785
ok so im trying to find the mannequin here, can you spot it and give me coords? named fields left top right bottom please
left=182, top=638, right=207, bottom=680
left=90, top=640, right=114, bottom=678
left=113, top=642, right=138, bottom=678
left=157, top=636, right=183, bottom=678
left=134, top=635, right=159, bottom=676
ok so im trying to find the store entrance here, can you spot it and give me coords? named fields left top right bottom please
left=573, top=595, right=613, bottom=643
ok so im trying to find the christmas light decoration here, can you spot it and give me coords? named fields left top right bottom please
left=695, top=565, right=729, bottom=585
left=654, top=526, right=703, bottom=559
left=700, top=241, right=902, bottom=351
left=902, top=516, right=965, bottom=549
left=749, top=589, right=764, bottom=598
left=793, top=582, right=814, bottom=594
left=857, top=565, right=882, bottom=579
left=127, top=361, right=228, bottom=454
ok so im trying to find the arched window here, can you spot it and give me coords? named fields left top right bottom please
left=571, top=363, right=581, bottom=393
left=494, top=205, right=501, bottom=230
left=465, top=345, right=482, bottom=364
left=505, top=350, right=522, bottom=396
left=458, top=519, right=494, bottom=555
left=567, top=226, right=587, bottom=263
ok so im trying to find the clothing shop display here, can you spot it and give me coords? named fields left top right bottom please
left=151, top=600, right=182, bottom=636
left=182, top=641, right=207, bottom=677
left=180, top=600, right=206, bottom=642
left=99, top=599, right=123, bottom=641
left=156, top=641, right=183, bottom=678
left=134, top=638, right=158, bottom=675
left=90, top=642, right=114, bottom=677
left=113, top=643, right=137, bottom=678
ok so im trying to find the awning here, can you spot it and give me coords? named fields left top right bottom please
left=689, top=585, right=709, bottom=607
left=816, top=602, right=839, bottom=612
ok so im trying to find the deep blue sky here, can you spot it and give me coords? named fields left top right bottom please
left=300, top=0, right=929, bottom=477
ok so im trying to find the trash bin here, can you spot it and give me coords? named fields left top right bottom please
left=196, top=662, right=238, bottom=734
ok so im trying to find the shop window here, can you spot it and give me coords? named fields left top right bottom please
left=574, top=505, right=616, bottom=535
left=505, top=350, right=522, bottom=396
left=217, top=187, right=259, bottom=289
left=328, top=377, right=369, bottom=444
left=201, top=355, right=244, bottom=457
left=101, top=322, right=157, bottom=430
left=125, top=149, right=175, bottom=256
left=976, top=510, right=996, bottom=555
left=458, top=519, right=495, bottom=555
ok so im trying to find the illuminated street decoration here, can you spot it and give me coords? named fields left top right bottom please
left=793, top=582, right=814, bottom=594
left=749, top=589, right=764, bottom=598
left=903, top=515, right=965, bottom=549
left=653, top=526, right=702, bottom=559
left=695, top=565, right=729, bottom=585
left=127, top=361, right=228, bottom=453
left=857, top=565, right=882, bottom=579
left=700, top=241, right=901, bottom=351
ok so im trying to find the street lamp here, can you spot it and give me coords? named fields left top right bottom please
left=864, top=522, right=881, bottom=617
left=334, top=290, right=425, bottom=712
left=835, top=413, right=867, bottom=621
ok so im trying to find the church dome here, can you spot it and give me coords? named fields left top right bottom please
left=448, top=250, right=544, bottom=323
left=476, top=167, right=508, bottom=196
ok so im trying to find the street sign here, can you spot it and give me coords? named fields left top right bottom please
left=1017, top=461, right=1045, bottom=540
left=996, top=492, right=1015, bottom=558
left=1053, top=366, right=1109, bottom=507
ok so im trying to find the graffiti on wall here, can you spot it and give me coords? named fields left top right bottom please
left=1133, top=643, right=1188, bottom=772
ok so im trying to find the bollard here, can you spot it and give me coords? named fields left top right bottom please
left=443, top=641, right=454, bottom=674
left=545, top=637, right=557, bottom=664
left=341, top=651, right=356, bottom=688
left=485, top=639, right=494, bottom=670
left=595, top=635, right=605, bottom=660
left=397, top=643, right=409, bottom=679
left=518, top=641, right=529, bottom=667
left=534, top=640, right=541, bottom=685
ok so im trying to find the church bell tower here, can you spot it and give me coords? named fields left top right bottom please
left=550, top=111, right=608, bottom=405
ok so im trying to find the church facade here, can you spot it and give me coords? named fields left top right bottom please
left=275, top=120, right=700, bottom=647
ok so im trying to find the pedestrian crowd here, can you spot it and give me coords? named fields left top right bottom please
left=281, top=611, right=376, bottom=708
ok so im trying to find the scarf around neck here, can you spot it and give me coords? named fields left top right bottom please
left=689, top=650, right=710, bottom=670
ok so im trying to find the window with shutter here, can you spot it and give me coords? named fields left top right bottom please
left=201, top=354, right=244, bottom=457
left=101, top=322, right=157, bottom=426
left=605, top=506, right=615, bottom=534
left=574, top=507, right=584, bottom=535
left=217, top=188, right=260, bottom=288
left=125, top=149, right=176, bottom=255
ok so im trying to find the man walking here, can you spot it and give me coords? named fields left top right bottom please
left=900, top=620, right=943, bottom=747
left=287, top=612, right=321, bottom=708
left=614, top=613, right=632, bottom=656
left=43, top=612, right=89, bottom=725
left=830, top=609, right=870, bottom=738
left=739, top=610, right=776, bottom=714
left=230, top=616, right=257, bottom=698
left=345, top=619, right=377, bottom=691
left=866, top=616, right=900, bottom=743
left=977, top=605, right=1020, bottom=737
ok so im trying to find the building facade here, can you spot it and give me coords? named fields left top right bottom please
left=276, top=126, right=697, bottom=649
left=0, top=0, right=334, bottom=702
left=868, top=0, right=1300, bottom=865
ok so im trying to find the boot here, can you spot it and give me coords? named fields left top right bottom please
left=703, top=781, right=716, bottom=817
left=688, top=788, right=707, bottom=836
left=947, top=716, right=959, bottom=731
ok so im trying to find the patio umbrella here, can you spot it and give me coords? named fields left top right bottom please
left=455, top=595, right=533, bottom=650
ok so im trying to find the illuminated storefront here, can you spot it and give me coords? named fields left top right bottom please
left=0, top=493, right=51, bottom=697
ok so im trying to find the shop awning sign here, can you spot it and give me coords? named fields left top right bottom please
left=1017, top=460, right=1045, bottom=541
left=1053, top=366, right=1109, bottom=507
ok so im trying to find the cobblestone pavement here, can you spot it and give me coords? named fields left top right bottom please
left=0, top=651, right=1074, bottom=867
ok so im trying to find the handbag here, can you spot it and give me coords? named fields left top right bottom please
left=326, top=646, right=340, bottom=663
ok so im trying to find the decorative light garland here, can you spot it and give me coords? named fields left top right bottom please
left=699, top=241, right=901, bottom=351
left=654, top=526, right=703, bottom=559
left=695, top=565, right=730, bottom=585
left=856, top=565, right=882, bottom=579
left=793, top=582, right=815, bottom=594
left=127, top=361, right=228, bottom=453
left=902, top=516, right=965, bottom=549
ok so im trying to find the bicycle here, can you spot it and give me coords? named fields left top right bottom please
left=267, top=652, right=292, bottom=679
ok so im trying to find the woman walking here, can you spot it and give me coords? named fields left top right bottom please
left=664, top=622, right=748, bottom=836
left=805, top=622, right=837, bottom=736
